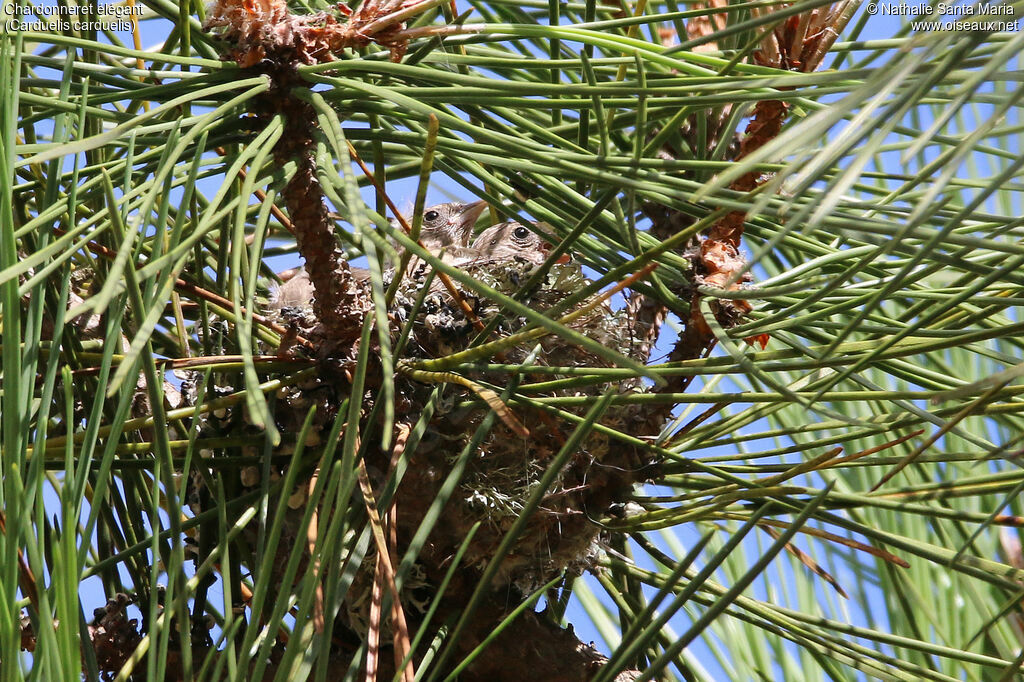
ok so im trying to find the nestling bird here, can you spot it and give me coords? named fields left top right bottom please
left=470, top=221, right=569, bottom=266
left=269, top=201, right=489, bottom=311
left=409, top=220, right=568, bottom=285
left=406, top=220, right=570, bottom=298
left=409, top=199, right=488, bottom=251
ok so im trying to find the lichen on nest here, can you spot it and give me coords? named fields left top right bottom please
left=184, top=248, right=659, bottom=645
left=286, top=254, right=651, bottom=584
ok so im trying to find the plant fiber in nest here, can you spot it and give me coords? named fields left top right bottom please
left=187, top=254, right=660, bottom=640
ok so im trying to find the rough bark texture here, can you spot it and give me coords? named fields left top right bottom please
left=50, top=2, right=854, bottom=680
left=666, top=4, right=853, bottom=364
left=131, top=1, right=658, bottom=680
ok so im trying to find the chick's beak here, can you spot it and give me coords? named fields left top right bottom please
left=541, top=241, right=572, bottom=264
left=456, top=200, right=489, bottom=241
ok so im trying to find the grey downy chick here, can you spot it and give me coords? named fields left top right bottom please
left=409, top=220, right=569, bottom=284
left=413, top=221, right=570, bottom=295
left=269, top=201, right=489, bottom=312
left=405, top=199, right=488, bottom=252
left=469, top=221, right=569, bottom=266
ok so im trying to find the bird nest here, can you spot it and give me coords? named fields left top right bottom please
left=186, top=249, right=659, bottom=641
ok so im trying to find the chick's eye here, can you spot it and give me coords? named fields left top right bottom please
left=424, top=210, right=440, bottom=222
left=513, top=226, right=530, bottom=240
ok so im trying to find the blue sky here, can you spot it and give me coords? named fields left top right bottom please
left=16, top=2, right=1011, bottom=679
